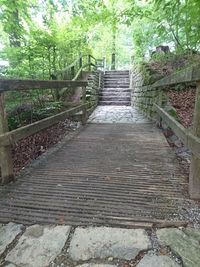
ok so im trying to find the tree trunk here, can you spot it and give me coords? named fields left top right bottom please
left=111, top=19, right=117, bottom=70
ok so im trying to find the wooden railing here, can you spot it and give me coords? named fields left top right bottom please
left=0, top=79, right=88, bottom=185
left=0, top=54, right=104, bottom=185
left=55, top=54, right=105, bottom=81
left=135, top=64, right=200, bottom=199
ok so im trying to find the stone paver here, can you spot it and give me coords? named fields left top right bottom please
left=157, top=228, right=200, bottom=267
left=137, top=254, right=180, bottom=267
left=0, top=223, right=23, bottom=257
left=2, top=225, right=200, bottom=267
left=6, top=225, right=71, bottom=267
left=69, top=227, right=151, bottom=261
left=76, top=264, right=116, bottom=267
left=88, top=106, right=149, bottom=123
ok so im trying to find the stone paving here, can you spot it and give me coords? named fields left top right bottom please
left=88, top=106, right=149, bottom=123
left=1, top=223, right=200, bottom=267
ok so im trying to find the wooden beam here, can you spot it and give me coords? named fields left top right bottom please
left=0, top=79, right=88, bottom=92
left=0, top=105, right=85, bottom=147
left=0, top=93, right=14, bottom=184
left=154, top=104, right=200, bottom=158
left=189, top=82, right=200, bottom=199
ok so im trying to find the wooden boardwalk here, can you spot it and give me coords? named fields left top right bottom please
left=0, top=122, right=189, bottom=227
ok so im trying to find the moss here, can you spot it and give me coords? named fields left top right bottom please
left=164, top=104, right=179, bottom=120
left=135, top=62, right=164, bottom=85
left=135, top=63, right=151, bottom=85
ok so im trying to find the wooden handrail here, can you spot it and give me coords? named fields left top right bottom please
left=154, top=104, right=200, bottom=158
left=0, top=79, right=87, bottom=92
left=151, top=63, right=200, bottom=88
left=132, top=63, right=200, bottom=199
left=0, top=77, right=88, bottom=184
left=0, top=53, right=104, bottom=185
left=89, top=55, right=97, bottom=62
left=55, top=54, right=104, bottom=81
left=72, top=63, right=91, bottom=81
left=135, top=63, right=200, bottom=91
left=58, top=55, right=88, bottom=72
left=0, top=104, right=85, bottom=147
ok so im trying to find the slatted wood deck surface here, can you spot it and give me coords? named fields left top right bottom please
left=0, top=123, right=188, bottom=226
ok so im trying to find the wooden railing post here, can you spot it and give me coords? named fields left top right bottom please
left=0, top=93, right=14, bottom=184
left=156, top=89, right=163, bottom=127
left=81, top=86, right=87, bottom=125
left=189, top=82, right=200, bottom=199
left=88, top=55, right=91, bottom=71
left=71, top=66, right=75, bottom=79
left=103, top=57, right=106, bottom=70
left=79, top=56, right=82, bottom=68
left=111, top=53, right=116, bottom=70
left=157, top=89, right=163, bottom=107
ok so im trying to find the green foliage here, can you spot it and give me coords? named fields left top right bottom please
left=1, top=0, right=200, bottom=72
left=0, top=0, right=200, bottom=129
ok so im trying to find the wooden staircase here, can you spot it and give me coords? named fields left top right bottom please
left=99, top=70, right=131, bottom=106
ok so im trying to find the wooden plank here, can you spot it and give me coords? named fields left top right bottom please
left=154, top=104, right=200, bottom=158
left=0, top=79, right=87, bottom=92
left=0, top=105, right=85, bottom=147
left=0, top=93, right=14, bottom=184
left=189, top=82, right=200, bottom=199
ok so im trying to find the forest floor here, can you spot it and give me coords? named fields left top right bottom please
left=12, top=119, right=80, bottom=175
left=167, top=87, right=196, bottom=128
left=165, top=87, right=196, bottom=179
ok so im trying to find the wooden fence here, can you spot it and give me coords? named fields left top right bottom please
left=0, top=54, right=104, bottom=185
left=55, top=54, right=105, bottom=81
left=133, top=64, right=200, bottom=199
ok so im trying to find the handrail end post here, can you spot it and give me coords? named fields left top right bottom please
left=189, top=157, right=200, bottom=200
left=0, top=93, right=14, bottom=185
left=81, top=86, right=87, bottom=125
left=88, top=55, right=91, bottom=71
left=189, top=82, right=200, bottom=199
left=81, top=105, right=87, bottom=125
left=0, top=146, right=15, bottom=185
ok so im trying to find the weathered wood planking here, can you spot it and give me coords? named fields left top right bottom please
left=0, top=123, right=190, bottom=226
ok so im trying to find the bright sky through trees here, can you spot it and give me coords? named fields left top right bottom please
left=0, top=0, right=200, bottom=76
